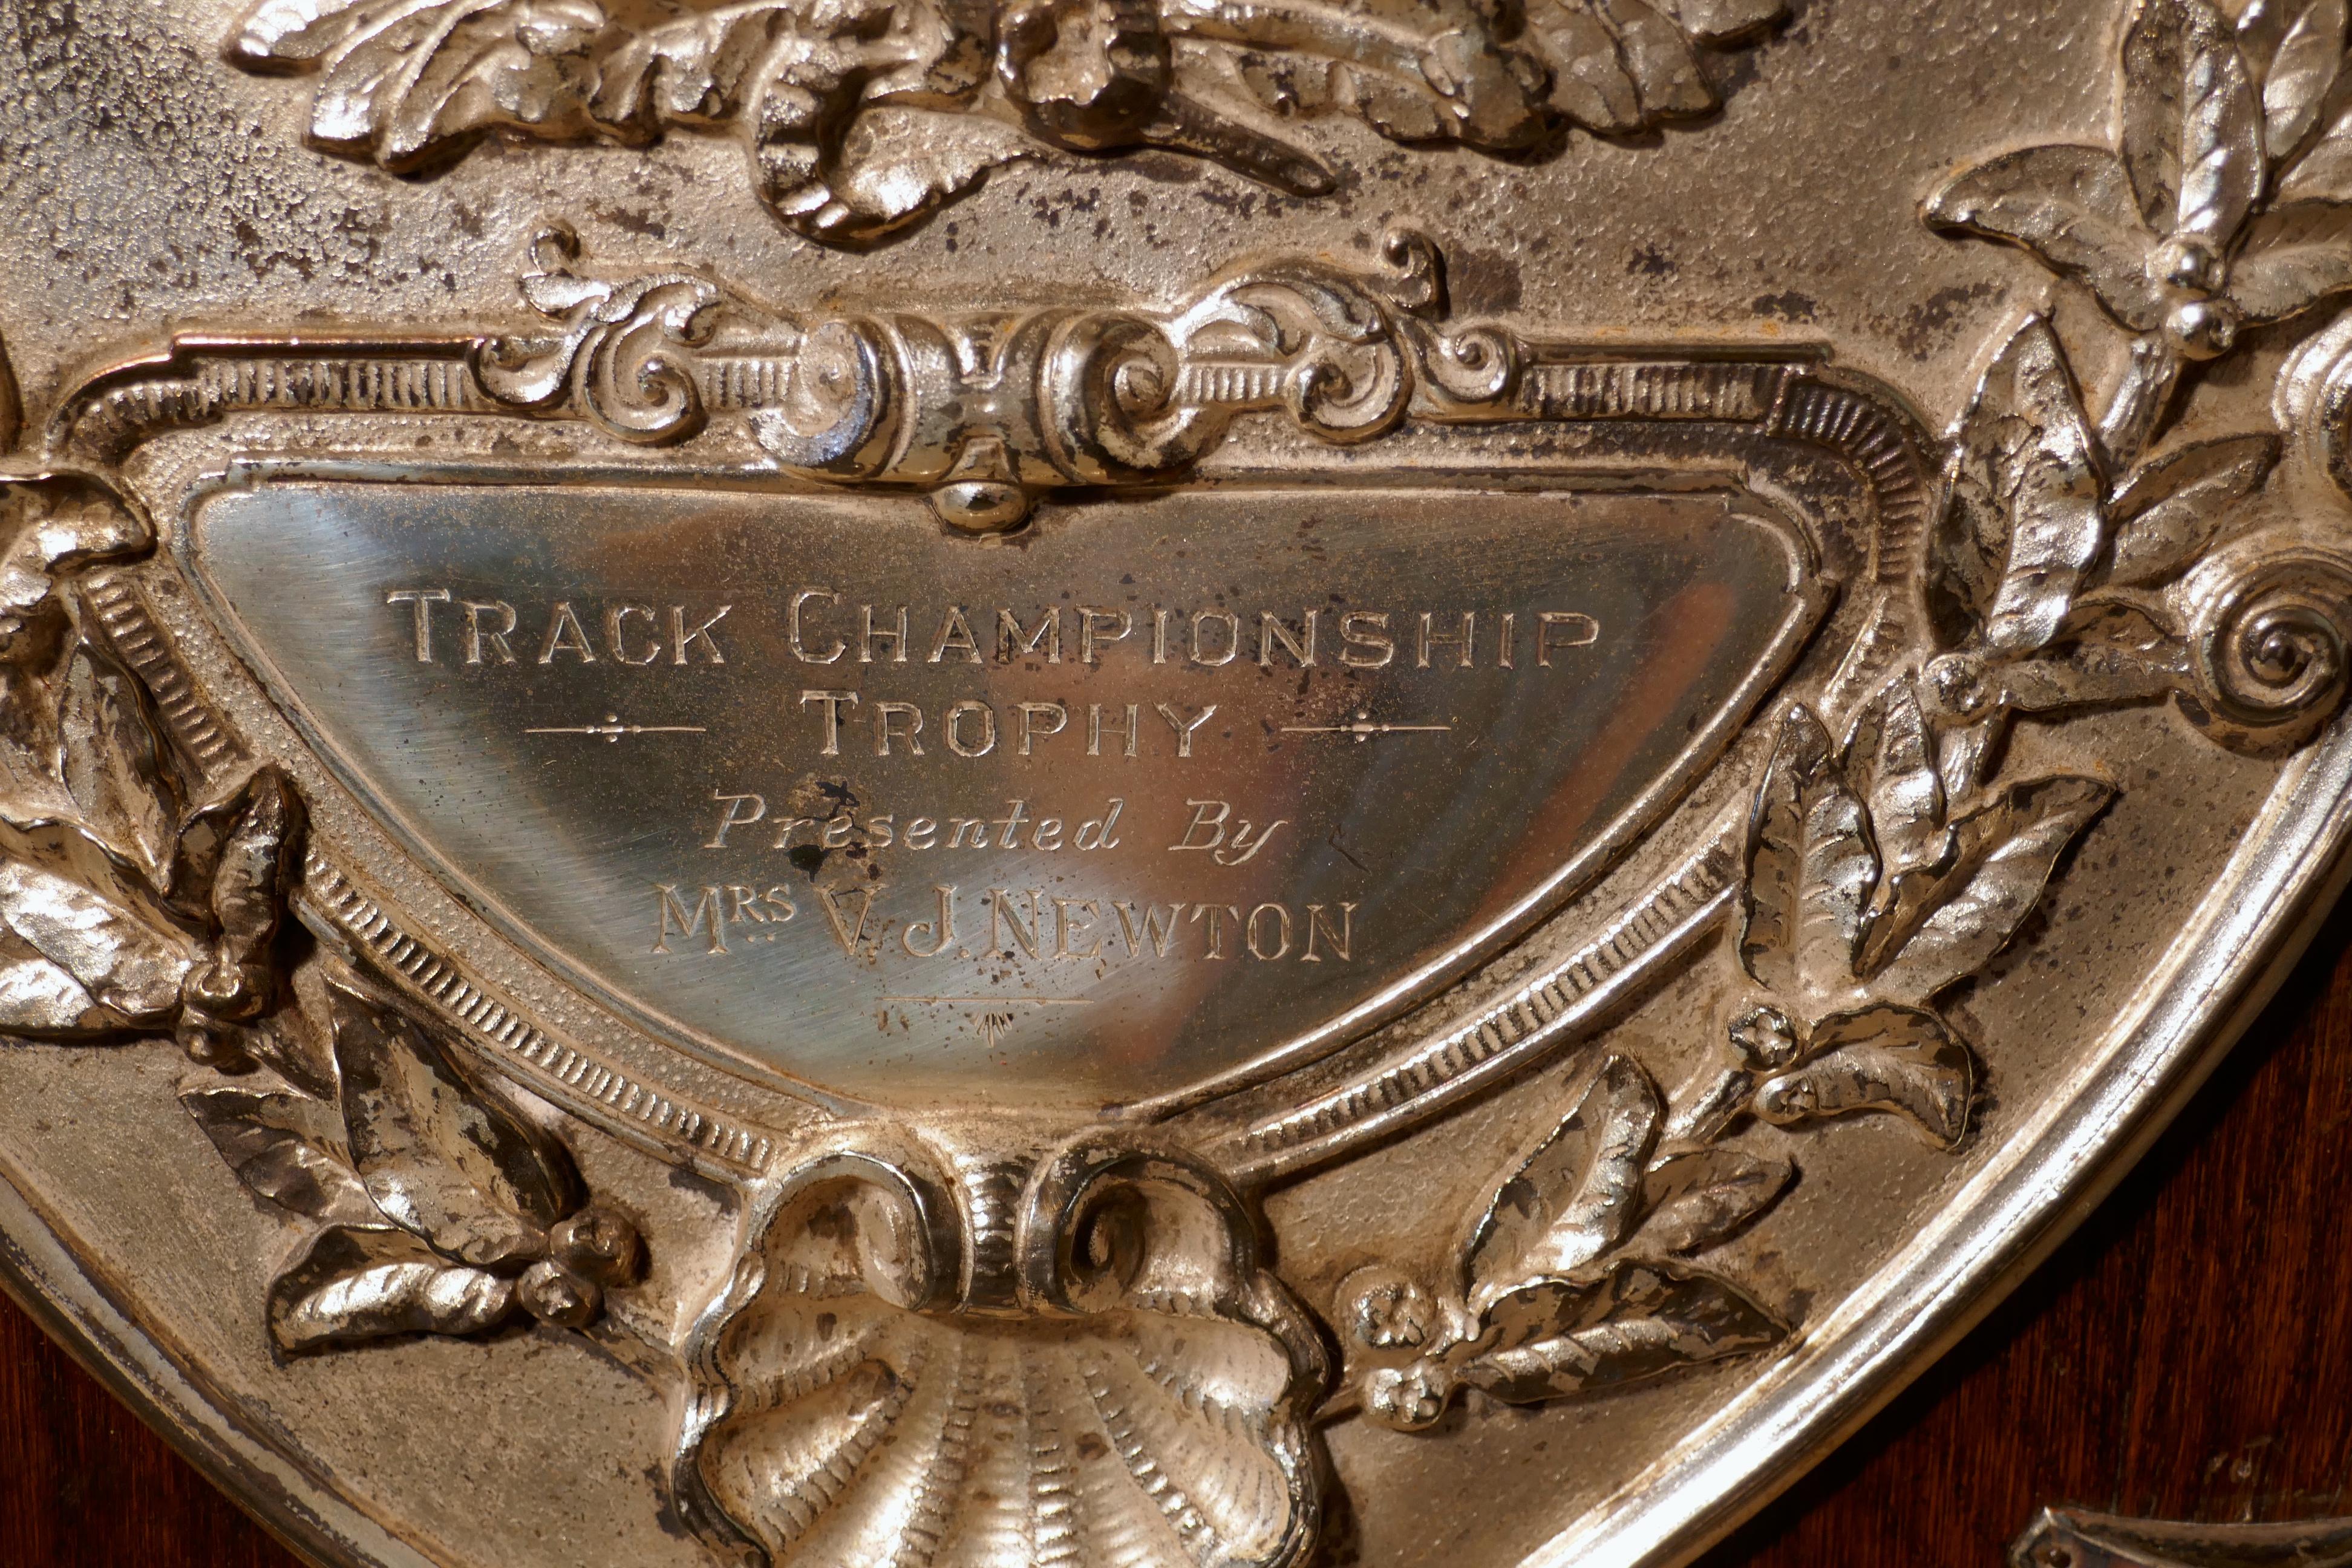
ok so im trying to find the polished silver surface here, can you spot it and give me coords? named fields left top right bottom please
left=191, top=477, right=1809, bottom=1102
left=6, top=1, right=2352, bottom=1566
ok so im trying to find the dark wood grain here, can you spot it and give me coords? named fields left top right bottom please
left=1708, top=892, right=2352, bottom=1567
left=0, top=1288, right=298, bottom=1566
left=8, top=904, right=2352, bottom=1568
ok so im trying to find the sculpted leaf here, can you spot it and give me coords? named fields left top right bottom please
left=1662, top=1062, right=1761, bottom=1148
left=381, top=0, right=605, bottom=163
left=728, top=0, right=1017, bottom=243
left=1639, top=1149, right=1794, bottom=1255
left=0, top=728, right=73, bottom=830
left=1652, top=0, right=1784, bottom=41
left=1753, top=1005, right=1975, bottom=1147
left=1845, top=679, right=1949, bottom=878
left=584, top=11, right=733, bottom=131
left=0, top=814, right=183, bottom=921
left=756, top=106, right=1030, bottom=247
left=1463, top=1261, right=1784, bottom=1402
left=1793, top=743, right=1877, bottom=996
left=0, top=952, right=109, bottom=1034
left=1938, top=315, right=2106, bottom=655
left=209, top=769, right=299, bottom=949
left=1599, top=0, right=1716, bottom=118
left=2277, top=100, right=2352, bottom=199
left=2226, top=199, right=2352, bottom=320
left=1329, top=30, right=1547, bottom=151
left=172, top=789, right=247, bottom=926
left=1934, top=714, right=1998, bottom=804
left=1229, top=45, right=1345, bottom=120
left=1528, top=3, right=1644, bottom=129
left=0, top=854, right=192, bottom=1023
left=2233, top=0, right=2291, bottom=76
left=55, top=639, right=180, bottom=892
left=234, top=0, right=607, bottom=170
left=2101, top=433, right=2278, bottom=585
left=269, top=1224, right=516, bottom=1352
left=1922, top=145, right=2167, bottom=330
left=1335, top=68, right=1444, bottom=144
left=2255, top=0, right=2346, bottom=155
left=1157, top=78, right=1346, bottom=195
left=1843, top=681, right=1958, bottom=969
left=1738, top=704, right=1814, bottom=995
left=185, top=768, right=302, bottom=1021
left=181, top=1079, right=381, bottom=1226
left=225, top=0, right=1783, bottom=244
left=1740, top=705, right=1877, bottom=999
left=1866, top=776, right=2116, bottom=1002
left=329, top=979, right=575, bottom=1267
left=1465, top=1055, right=1660, bottom=1310
left=230, top=0, right=383, bottom=62
left=2120, top=0, right=2263, bottom=244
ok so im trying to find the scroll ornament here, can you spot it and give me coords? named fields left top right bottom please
left=471, top=221, right=1489, bottom=529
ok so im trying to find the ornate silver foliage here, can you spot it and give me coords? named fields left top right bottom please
left=1319, top=659, right=2114, bottom=1419
left=1711, top=696, right=2112, bottom=1149
left=1928, top=0, right=2352, bottom=451
left=0, top=473, right=298, bottom=1053
left=1326, top=658, right=2117, bottom=1420
left=13, top=1, right=2352, bottom=1555
left=225, top=0, right=1783, bottom=246
left=1915, top=303, right=2350, bottom=756
left=1930, top=1, right=2326, bottom=342
left=185, top=981, right=644, bottom=1351
left=0, top=403, right=643, bottom=1356
left=1337, top=1054, right=1790, bottom=1431
left=1333, top=659, right=2119, bottom=1428
left=1924, top=0, right=2352, bottom=757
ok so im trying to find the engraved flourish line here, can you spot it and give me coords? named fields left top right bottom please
left=525, top=714, right=708, bottom=742
left=1281, top=714, right=1452, bottom=740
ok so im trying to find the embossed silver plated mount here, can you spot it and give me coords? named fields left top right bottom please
left=7, top=1, right=2352, bottom=1566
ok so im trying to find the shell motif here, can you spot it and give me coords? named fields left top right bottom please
left=675, top=1133, right=1328, bottom=1568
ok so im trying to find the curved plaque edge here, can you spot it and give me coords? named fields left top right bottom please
left=22, top=226, right=1942, bottom=1162
left=0, top=1157, right=445, bottom=1568
left=1518, top=730, right=2352, bottom=1568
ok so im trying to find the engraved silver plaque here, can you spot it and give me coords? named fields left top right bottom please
left=4, top=0, right=2352, bottom=1565
left=192, top=471, right=1818, bottom=1099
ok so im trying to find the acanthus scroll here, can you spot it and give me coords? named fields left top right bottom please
left=485, top=223, right=1500, bottom=528
left=474, top=224, right=727, bottom=444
